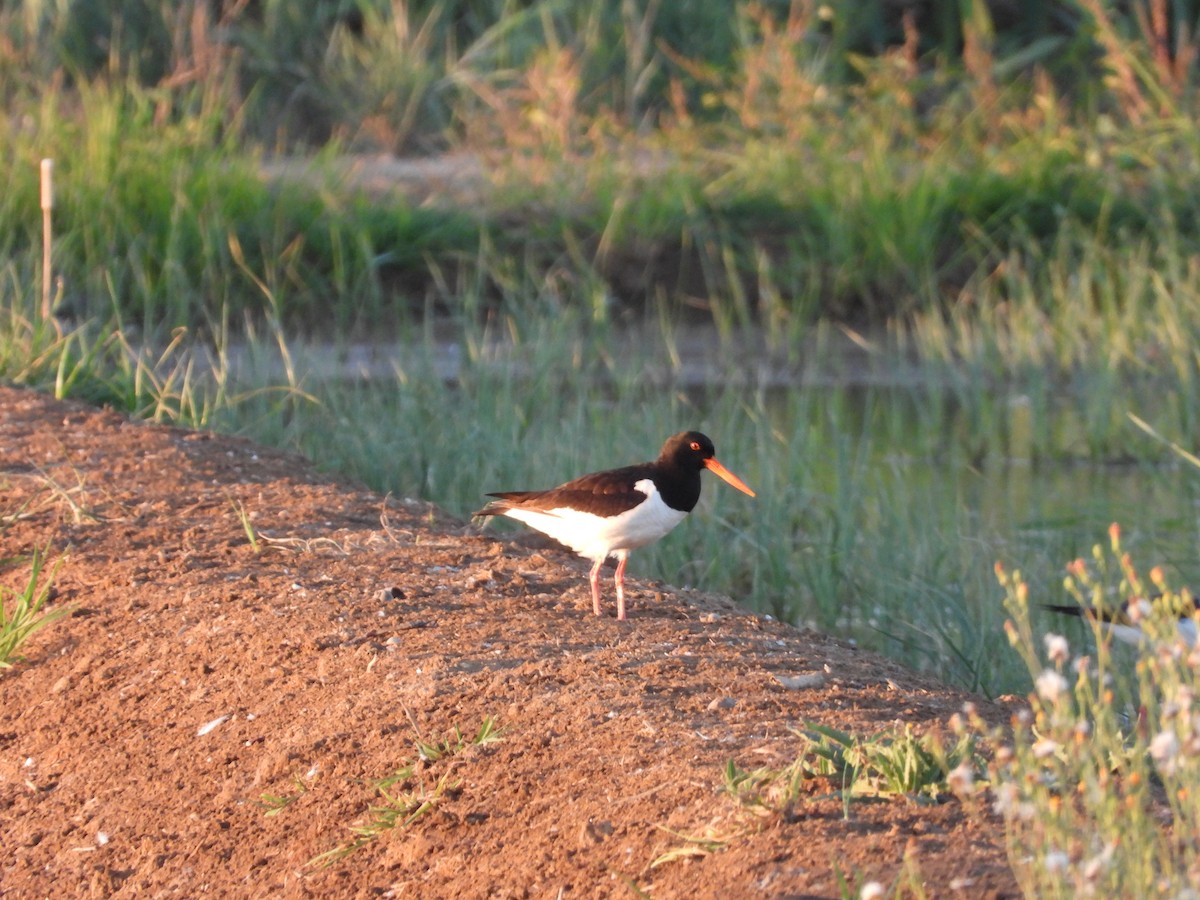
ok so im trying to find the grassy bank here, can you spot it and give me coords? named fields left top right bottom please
left=4, top=1, right=1200, bottom=333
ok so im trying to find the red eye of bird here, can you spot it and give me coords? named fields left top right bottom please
left=689, top=441, right=701, bottom=451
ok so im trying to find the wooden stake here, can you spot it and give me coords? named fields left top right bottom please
left=40, top=158, right=54, bottom=321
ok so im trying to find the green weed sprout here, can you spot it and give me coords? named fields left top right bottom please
left=310, top=717, right=504, bottom=866
left=0, top=546, right=70, bottom=669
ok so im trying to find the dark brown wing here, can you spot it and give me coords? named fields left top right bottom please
left=1041, top=594, right=1200, bottom=624
left=475, top=463, right=653, bottom=519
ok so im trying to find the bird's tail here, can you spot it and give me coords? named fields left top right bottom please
left=1041, top=603, right=1088, bottom=618
left=472, top=492, right=525, bottom=518
left=1041, top=602, right=1128, bottom=625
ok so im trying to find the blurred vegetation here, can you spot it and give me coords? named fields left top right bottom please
left=0, top=1, right=1089, bottom=147
left=1, top=0, right=1200, bottom=334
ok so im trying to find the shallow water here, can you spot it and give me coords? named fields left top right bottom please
left=722, top=381, right=1200, bottom=693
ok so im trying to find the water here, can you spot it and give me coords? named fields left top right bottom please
left=688, top=381, right=1200, bottom=694
left=836, top=451, right=1200, bottom=692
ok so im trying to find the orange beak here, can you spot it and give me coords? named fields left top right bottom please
left=704, top=457, right=756, bottom=497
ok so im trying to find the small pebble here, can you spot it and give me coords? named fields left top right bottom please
left=774, top=673, right=826, bottom=691
left=197, top=715, right=230, bottom=737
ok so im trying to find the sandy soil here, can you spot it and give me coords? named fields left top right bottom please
left=0, top=385, right=1018, bottom=897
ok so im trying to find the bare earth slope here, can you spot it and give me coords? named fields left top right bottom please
left=0, top=386, right=1017, bottom=897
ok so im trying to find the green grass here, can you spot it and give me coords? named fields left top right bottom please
left=257, top=774, right=311, bottom=818
left=653, top=721, right=974, bottom=883
left=722, top=721, right=978, bottom=820
left=414, top=716, right=505, bottom=763
left=0, top=81, right=478, bottom=335
left=0, top=546, right=71, bottom=669
left=7, top=1, right=1200, bottom=337
left=310, top=716, right=504, bottom=866
left=308, top=764, right=460, bottom=867
left=0, top=1, right=1105, bottom=148
left=230, top=498, right=261, bottom=554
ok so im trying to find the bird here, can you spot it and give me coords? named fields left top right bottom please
left=1042, top=596, right=1199, bottom=647
left=474, top=431, right=756, bottom=620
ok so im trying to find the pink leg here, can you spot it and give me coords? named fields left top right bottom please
left=589, top=558, right=603, bottom=616
left=614, top=555, right=628, bottom=620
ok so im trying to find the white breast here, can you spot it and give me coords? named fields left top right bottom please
left=1102, top=616, right=1198, bottom=647
left=500, top=478, right=687, bottom=562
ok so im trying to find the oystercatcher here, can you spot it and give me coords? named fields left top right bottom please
left=1042, top=596, right=1200, bottom=647
left=474, top=431, right=755, bottom=620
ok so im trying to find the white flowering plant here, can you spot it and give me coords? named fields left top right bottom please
left=987, top=524, right=1200, bottom=896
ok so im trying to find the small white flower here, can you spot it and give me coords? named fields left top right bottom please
left=1044, top=850, right=1070, bottom=874
left=1128, top=598, right=1152, bottom=623
left=1044, top=633, right=1070, bottom=665
left=1150, top=730, right=1179, bottom=759
left=1150, top=730, right=1180, bottom=776
left=1172, top=686, right=1194, bottom=715
left=1032, top=737, right=1061, bottom=759
left=1036, top=669, right=1069, bottom=704
left=860, top=882, right=885, bottom=900
left=1082, top=843, right=1114, bottom=882
left=992, top=781, right=1019, bottom=817
left=947, top=761, right=975, bottom=796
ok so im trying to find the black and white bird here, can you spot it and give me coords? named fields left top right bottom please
left=474, top=431, right=755, bottom=620
left=1042, top=596, right=1200, bottom=647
